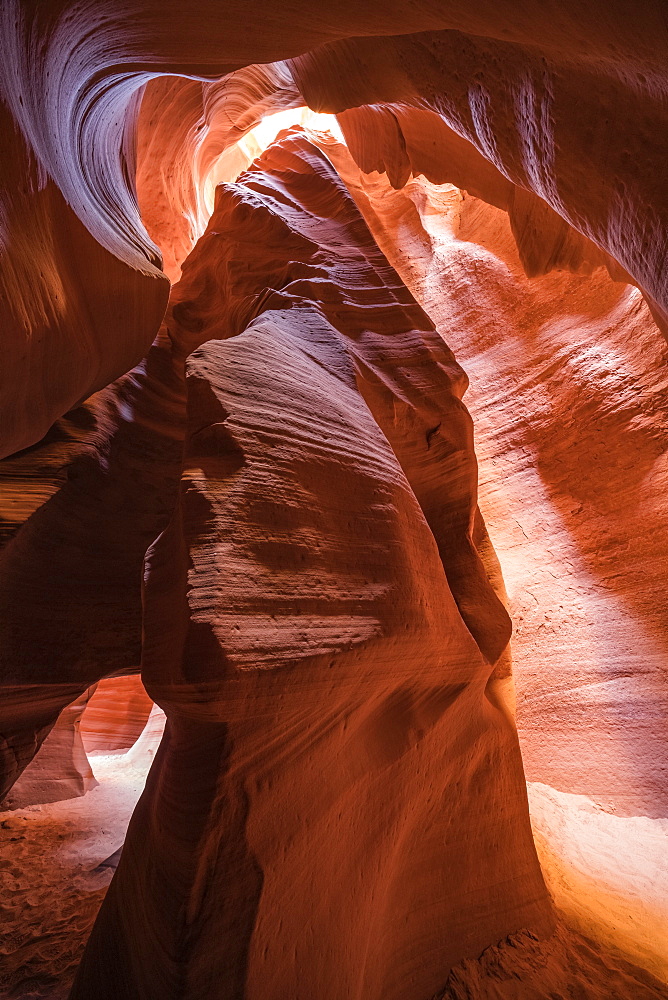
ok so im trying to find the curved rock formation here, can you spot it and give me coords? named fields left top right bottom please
left=70, top=131, right=551, bottom=999
left=81, top=677, right=155, bottom=756
left=290, top=27, right=668, bottom=333
left=316, top=143, right=668, bottom=981
left=2, top=688, right=97, bottom=809
left=0, top=90, right=169, bottom=458
left=2, top=1, right=667, bottom=456
left=136, top=64, right=302, bottom=283
left=0, top=327, right=185, bottom=798
left=336, top=105, right=630, bottom=285
left=1, top=3, right=667, bottom=996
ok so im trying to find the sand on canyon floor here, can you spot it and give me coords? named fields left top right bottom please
left=1, top=710, right=667, bottom=1000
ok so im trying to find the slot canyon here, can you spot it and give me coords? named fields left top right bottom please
left=1, top=2, right=667, bottom=998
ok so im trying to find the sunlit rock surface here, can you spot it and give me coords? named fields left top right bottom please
left=136, top=65, right=302, bottom=283
left=290, top=27, right=668, bottom=335
left=317, top=145, right=668, bottom=983
left=1, top=2, right=667, bottom=996
left=2, top=689, right=97, bottom=810
left=69, top=132, right=553, bottom=1000
left=2, top=1, right=667, bottom=454
left=81, top=677, right=155, bottom=755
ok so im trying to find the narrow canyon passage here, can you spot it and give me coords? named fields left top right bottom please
left=1, top=5, right=668, bottom=999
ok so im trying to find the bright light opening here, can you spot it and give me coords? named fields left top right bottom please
left=201, top=108, right=345, bottom=218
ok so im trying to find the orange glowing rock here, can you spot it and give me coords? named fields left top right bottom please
left=3, top=689, right=97, bottom=809
left=1, top=4, right=667, bottom=995
left=70, top=131, right=551, bottom=1000
left=81, top=676, right=155, bottom=756
left=315, top=144, right=668, bottom=982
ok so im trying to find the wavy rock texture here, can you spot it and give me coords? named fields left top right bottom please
left=2, top=674, right=155, bottom=808
left=290, top=25, right=668, bottom=335
left=2, top=689, right=97, bottom=810
left=3, top=1, right=667, bottom=454
left=335, top=105, right=631, bottom=286
left=81, top=677, right=155, bottom=756
left=69, top=131, right=552, bottom=1000
left=0, top=328, right=185, bottom=799
left=0, top=0, right=453, bottom=456
left=1, top=2, right=667, bottom=995
left=0, top=93, right=169, bottom=458
left=314, top=142, right=668, bottom=981
left=136, top=64, right=302, bottom=283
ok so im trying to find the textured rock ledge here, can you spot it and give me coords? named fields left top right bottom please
left=70, top=131, right=551, bottom=1000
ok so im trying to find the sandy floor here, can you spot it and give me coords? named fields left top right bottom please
left=0, top=710, right=164, bottom=1000
left=2, top=715, right=667, bottom=1000
left=529, top=781, right=668, bottom=983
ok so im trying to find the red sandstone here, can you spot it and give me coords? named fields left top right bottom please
left=1, top=5, right=667, bottom=998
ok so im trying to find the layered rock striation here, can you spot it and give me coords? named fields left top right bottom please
left=1, top=3, right=667, bottom=995
left=0, top=327, right=184, bottom=799
left=70, top=132, right=552, bottom=999
left=2, top=1, right=667, bottom=455
left=314, top=143, right=668, bottom=981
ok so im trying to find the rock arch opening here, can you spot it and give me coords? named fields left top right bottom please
left=1, top=7, right=667, bottom=999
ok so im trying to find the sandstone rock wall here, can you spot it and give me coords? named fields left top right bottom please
left=1, top=3, right=666, bottom=994
left=0, top=328, right=185, bottom=798
left=320, top=146, right=668, bottom=980
left=70, top=132, right=552, bottom=1000
left=2, top=2, right=667, bottom=454
left=81, top=677, right=155, bottom=756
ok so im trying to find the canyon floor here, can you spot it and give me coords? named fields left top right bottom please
left=2, top=736, right=666, bottom=1000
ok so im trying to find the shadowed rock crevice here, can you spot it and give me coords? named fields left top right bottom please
left=1, top=7, right=667, bottom=997
left=68, top=134, right=553, bottom=999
